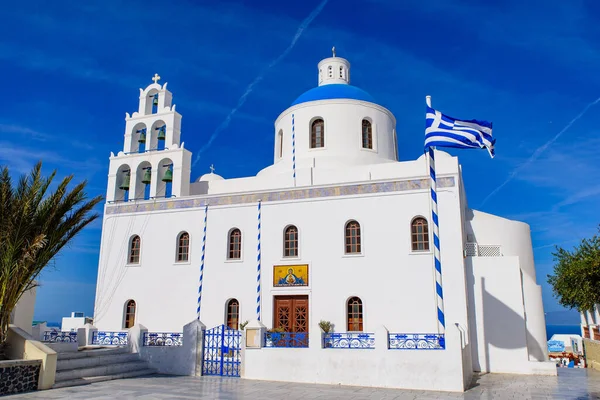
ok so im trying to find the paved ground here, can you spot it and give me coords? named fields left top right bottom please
left=8, top=369, right=600, bottom=399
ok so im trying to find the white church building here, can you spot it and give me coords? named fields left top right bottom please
left=93, top=52, right=555, bottom=392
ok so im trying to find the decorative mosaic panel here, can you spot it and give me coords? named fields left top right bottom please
left=0, top=360, right=41, bottom=396
left=106, top=177, right=455, bottom=215
left=273, top=265, right=308, bottom=287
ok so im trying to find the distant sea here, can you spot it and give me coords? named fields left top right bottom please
left=546, top=324, right=581, bottom=340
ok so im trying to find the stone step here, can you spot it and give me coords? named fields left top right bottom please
left=55, top=360, right=150, bottom=382
left=52, top=369, right=157, bottom=389
left=57, top=347, right=129, bottom=360
left=57, top=352, right=140, bottom=371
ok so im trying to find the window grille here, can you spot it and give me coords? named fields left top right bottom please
left=478, top=245, right=502, bottom=257
left=345, top=220, right=361, bottom=254
left=465, top=242, right=478, bottom=257
left=227, top=299, right=239, bottom=329
left=228, top=229, right=242, bottom=259
left=124, top=300, right=136, bottom=328
left=347, top=297, right=363, bottom=332
left=362, top=120, right=373, bottom=149
left=464, top=243, right=502, bottom=257
left=311, top=119, right=324, bottom=148
left=411, top=218, right=429, bottom=251
left=177, top=232, right=189, bottom=262
left=284, top=226, right=298, bottom=257
left=129, top=236, right=141, bottom=264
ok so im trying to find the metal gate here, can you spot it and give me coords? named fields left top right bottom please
left=202, top=324, right=242, bottom=377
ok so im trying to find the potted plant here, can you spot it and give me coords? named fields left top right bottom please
left=319, top=320, right=333, bottom=348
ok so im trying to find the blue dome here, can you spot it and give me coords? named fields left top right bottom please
left=291, top=84, right=376, bottom=106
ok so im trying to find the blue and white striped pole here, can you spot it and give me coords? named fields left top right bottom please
left=256, top=200, right=262, bottom=321
left=197, top=204, right=208, bottom=320
left=428, top=147, right=445, bottom=335
left=426, top=95, right=445, bottom=338
left=292, top=114, right=296, bottom=186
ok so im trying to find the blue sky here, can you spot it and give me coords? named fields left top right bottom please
left=2, top=0, right=599, bottom=324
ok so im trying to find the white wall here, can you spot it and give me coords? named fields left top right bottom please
left=466, top=257, right=553, bottom=375
left=11, top=286, right=36, bottom=335
left=61, top=317, right=87, bottom=332
left=244, top=327, right=467, bottom=392
left=94, top=175, right=467, bottom=338
left=467, top=210, right=549, bottom=363
left=263, top=99, right=397, bottom=176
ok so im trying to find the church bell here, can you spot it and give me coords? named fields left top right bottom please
left=142, top=168, right=152, bottom=184
left=162, top=168, right=173, bottom=182
left=137, top=128, right=146, bottom=143
left=157, top=125, right=166, bottom=141
left=152, top=93, right=159, bottom=106
left=119, top=172, right=130, bottom=190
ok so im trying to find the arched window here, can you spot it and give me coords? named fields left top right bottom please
left=362, top=119, right=373, bottom=149
left=345, top=220, right=361, bottom=254
left=226, top=299, right=239, bottom=329
left=328, top=65, right=333, bottom=78
left=284, top=225, right=298, bottom=257
left=124, top=300, right=136, bottom=328
left=278, top=130, right=283, bottom=159
left=228, top=229, right=242, bottom=259
left=411, top=217, right=430, bottom=251
left=129, top=235, right=141, bottom=264
left=176, top=232, right=189, bottom=262
left=310, top=119, right=324, bottom=149
left=347, top=297, right=363, bottom=332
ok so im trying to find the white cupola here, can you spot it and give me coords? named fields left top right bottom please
left=318, top=47, right=350, bottom=86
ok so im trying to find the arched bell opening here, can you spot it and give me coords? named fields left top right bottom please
left=131, top=122, right=147, bottom=154
left=135, top=161, right=152, bottom=200
left=145, top=89, right=159, bottom=115
left=114, top=164, right=131, bottom=202
left=156, top=157, right=174, bottom=198
left=150, top=120, right=167, bottom=152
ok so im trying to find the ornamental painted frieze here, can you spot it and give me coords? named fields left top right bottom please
left=106, top=176, right=455, bottom=215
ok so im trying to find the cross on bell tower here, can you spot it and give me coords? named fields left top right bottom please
left=152, top=73, right=161, bottom=84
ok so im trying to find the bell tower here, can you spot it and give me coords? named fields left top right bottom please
left=106, top=74, right=192, bottom=203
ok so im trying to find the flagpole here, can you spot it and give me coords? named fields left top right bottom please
left=426, top=95, right=446, bottom=346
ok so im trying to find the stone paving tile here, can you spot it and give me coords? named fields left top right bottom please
left=6, top=369, right=600, bottom=399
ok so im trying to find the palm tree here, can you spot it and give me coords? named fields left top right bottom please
left=0, top=162, right=103, bottom=353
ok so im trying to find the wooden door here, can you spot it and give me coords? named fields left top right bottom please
left=274, top=296, right=308, bottom=333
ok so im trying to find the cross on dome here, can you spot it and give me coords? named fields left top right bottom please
left=209, top=164, right=215, bottom=173
left=152, top=73, right=161, bottom=84
left=332, top=46, right=336, bottom=57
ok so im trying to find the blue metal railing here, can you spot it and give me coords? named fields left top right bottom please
left=322, top=332, right=375, bottom=349
left=42, top=331, right=78, bottom=343
left=143, top=332, right=183, bottom=347
left=388, top=333, right=445, bottom=350
left=264, top=332, right=308, bottom=348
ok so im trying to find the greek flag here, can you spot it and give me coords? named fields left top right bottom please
left=425, top=106, right=495, bottom=158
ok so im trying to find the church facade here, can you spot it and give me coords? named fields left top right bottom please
left=93, top=54, right=555, bottom=391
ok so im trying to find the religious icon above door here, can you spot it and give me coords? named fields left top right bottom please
left=273, top=264, right=308, bottom=287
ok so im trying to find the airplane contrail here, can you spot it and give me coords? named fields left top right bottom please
left=479, top=96, right=600, bottom=207
left=193, top=0, right=329, bottom=167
